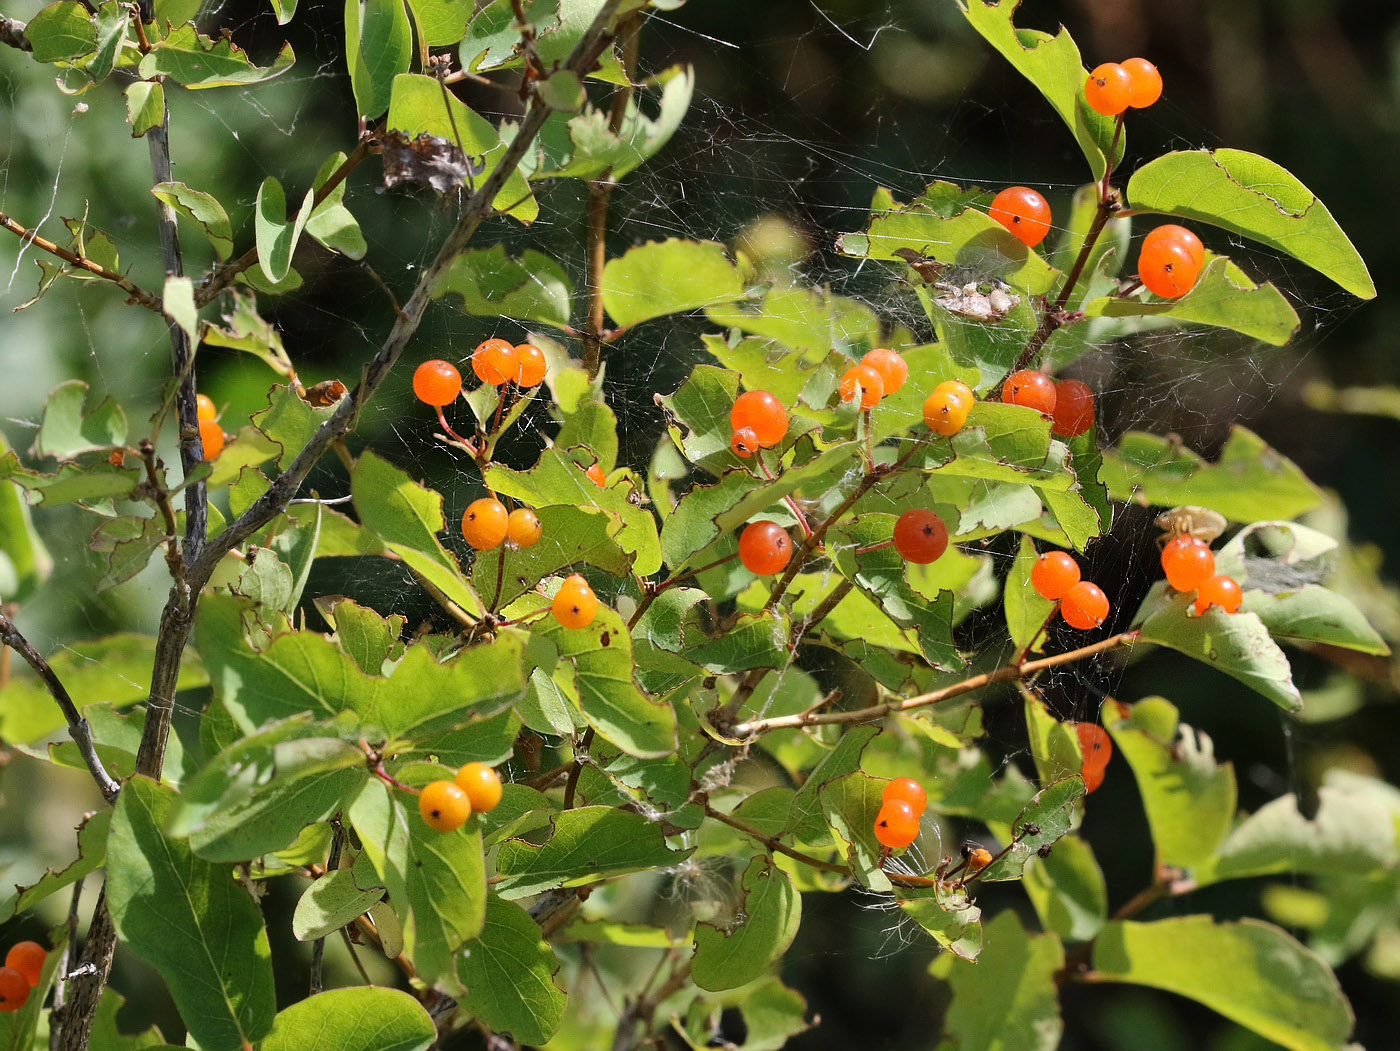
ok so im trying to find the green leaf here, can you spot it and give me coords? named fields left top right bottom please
left=1021, top=834, right=1106, bottom=942
left=163, top=274, right=198, bottom=348
left=706, top=286, right=883, bottom=358
left=494, top=805, right=692, bottom=897
left=1103, top=696, right=1236, bottom=870
left=153, top=0, right=200, bottom=27
left=151, top=181, right=234, bottom=261
left=124, top=80, right=164, bottom=137
left=931, top=915, right=1062, bottom=1049
left=692, top=856, right=801, bottom=991
left=348, top=778, right=487, bottom=986
left=927, top=288, right=1039, bottom=391
left=49, top=704, right=192, bottom=787
left=88, top=1, right=127, bottom=81
left=34, top=379, right=126, bottom=460
left=818, top=771, right=892, bottom=892
left=254, top=176, right=314, bottom=285
left=601, top=239, right=744, bottom=328
left=267, top=0, right=298, bottom=23
left=139, top=24, right=296, bottom=87
left=260, top=987, right=435, bottom=1051
left=1133, top=583, right=1301, bottom=711
left=1092, top=917, right=1354, bottom=1051
left=24, top=1, right=95, bottom=64
left=1084, top=254, right=1300, bottom=346
left=657, top=364, right=741, bottom=476
left=0, top=810, right=109, bottom=923
left=345, top=0, right=411, bottom=118
left=0, top=450, right=139, bottom=506
left=87, top=988, right=169, bottom=1049
left=456, top=895, right=566, bottom=1045
left=1127, top=149, right=1374, bottom=300
left=302, top=151, right=367, bottom=259
left=0, top=436, right=51, bottom=605
left=201, top=289, right=294, bottom=377
left=470, top=506, right=632, bottom=609
left=1005, top=535, right=1055, bottom=654
left=252, top=383, right=338, bottom=471
left=406, top=0, right=472, bottom=47
left=434, top=244, right=571, bottom=327
left=459, top=0, right=519, bottom=72
left=292, top=868, right=384, bottom=941
left=977, top=776, right=1086, bottom=882
left=89, top=514, right=164, bottom=591
left=957, top=1, right=1120, bottom=182
left=532, top=605, right=677, bottom=757
left=898, top=881, right=982, bottom=960
left=1100, top=426, right=1321, bottom=523
left=107, top=777, right=276, bottom=1050
left=0, top=632, right=206, bottom=744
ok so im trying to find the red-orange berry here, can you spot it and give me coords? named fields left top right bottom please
left=419, top=780, right=472, bottom=832
left=1076, top=722, right=1112, bottom=794
left=892, top=510, right=948, bottom=565
left=412, top=359, right=463, bottom=406
left=552, top=573, right=598, bottom=629
left=967, top=847, right=994, bottom=872
left=462, top=497, right=509, bottom=550
left=1052, top=379, right=1095, bottom=437
left=1002, top=370, right=1057, bottom=415
left=1161, top=535, right=1215, bottom=592
left=198, top=418, right=225, bottom=460
left=923, top=380, right=974, bottom=436
left=0, top=967, right=27, bottom=1012
left=506, top=508, right=542, bottom=548
left=1121, top=57, right=1162, bottom=109
left=1142, top=224, right=1204, bottom=270
left=988, top=186, right=1052, bottom=248
left=860, top=348, right=909, bottom=395
left=1194, top=574, right=1243, bottom=615
left=731, top=427, right=759, bottom=459
left=1061, top=581, right=1109, bottom=630
left=874, top=799, right=920, bottom=850
left=1138, top=237, right=1201, bottom=299
left=195, top=393, right=218, bottom=421
left=739, top=521, right=793, bottom=576
left=454, top=762, right=504, bottom=813
left=472, top=338, right=518, bottom=386
left=882, top=776, right=927, bottom=814
left=4, top=942, right=45, bottom=987
left=1031, top=550, right=1081, bottom=601
left=513, top=343, right=548, bottom=387
left=839, top=364, right=884, bottom=410
left=731, top=391, right=788, bottom=448
left=1085, top=62, right=1134, bottom=116
left=586, top=463, right=606, bottom=487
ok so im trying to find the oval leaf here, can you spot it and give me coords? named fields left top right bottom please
left=261, top=987, right=435, bottom=1051
left=601, top=239, right=743, bottom=328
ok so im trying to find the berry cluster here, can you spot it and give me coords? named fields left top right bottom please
left=411, top=338, right=549, bottom=410
left=462, top=498, right=542, bottom=552
left=1161, top=535, right=1242, bottom=615
left=730, top=389, right=788, bottom=459
left=1075, top=722, right=1112, bottom=794
left=1002, top=370, right=1096, bottom=438
left=0, top=940, right=46, bottom=1013
left=1030, top=550, right=1111, bottom=630
left=1084, top=57, right=1162, bottom=116
left=838, top=348, right=909, bottom=412
left=874, top=776, right=927, bottom=850
left=418, top=762, right=504, bottom=832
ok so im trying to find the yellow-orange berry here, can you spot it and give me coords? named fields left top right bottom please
left=923, top=380, right=974, bottom=436
left=514, top=343, right=548, bottom=387
left=738, top=521, right=793, bottom=576
left=454, top=762, right=504, bottom=813
left=472, top=338, right=518, bottom=385
left=198, top=418, right=225, bottom=460
left=860, top=348, right=908, bottom=396
left=419, top=780, right=472, bottom=831
left=195, top=393, right=218, bottom=421
left=462, top=498, right=509, bottom=550
left=874, top=799, right=919, bottom=850
left=506, top=508, right=542, bottom=548
left=553, top=573, right=598, bottom=629
left=1085, top=62, right=1133, bottom=116
left=412, top=360, right=462, bottom=406
left=988, top=186, right=1052, bottom=248
left=839, top=364, right=884, bottom=410
left=967, top=847, right=994, bottom=872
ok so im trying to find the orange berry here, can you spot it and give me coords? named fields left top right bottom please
left=738, top=521, right=793, bottom=576
left=552, top=573, right=598, bottom=629
left=1121, top=57, right=1162, bottom=109
left=892, top=509, right=948, bottom=564
left=967, top=847, right=994, bottom=872
left=1052, top=379, right=1095, bottom=437
left=874, top=799, right=920, bottom=850
left=4, top=942, right=45, bottom=987
left=1061, top=581, right=1109, bottom=630
left=731, top=390, right=788, bottom=448
left=1002, top=370, right=1057, bottom=415
left=1161, top=536, right=1215, bottom=592
left=472, top=338, right=518, bottom=386
left=462, top=497, right=509, bottom=550
left=198, top=418, right=224, bottom=460
left=195, top=393, right=218, bottom=421
left=731, top=427, right=759, bottom=459
left=923, top=380, right=974, bottom=436
left=882, top=776, right=927, bottom=814
left=108, top=449, right=125, bottom=467
left=419, top=780, right=472, bottom=831
left=412, top=359, right=462, bottom=406
left=1085, top=62, right=1134, bottom=116
left=513, top=343, right=548, bottom=387
left=586, top=463, right=606, bottom=487
left=0, top=967, right=27, bottom=1012
left=454, top=762, right=504, bottom=813
left=859, top=348, right=908, bottom=395
left=1142, top=224, right=1204, bottom=270
left=1031, top=550, right=1081, bottom=601
left=1138, top=237, right=1201, bottom=299
left=1075, top=723, right=1112, bottom=794
left=839, top=364, right=884, bottom=410
left=506, top=508, right=542, bottom=548
left=988, top=186, right=1052, bottom=248
left=1194, top=574, right=1243, bottom=615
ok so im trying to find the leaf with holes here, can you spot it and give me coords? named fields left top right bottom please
left=692, top=855, right=801, bottom=991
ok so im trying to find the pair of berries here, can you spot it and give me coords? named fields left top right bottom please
left=989, top=186, right=1052, bottom=248
left=924, top=379, right=974, bottom=436
left=418, top=762, right=505, bottom=832
left=1161, top=535, right=1242, bottom=615
left=730, top=390, right=788, bottom=459
left=874, top=776, right=927, bottom=850
left=1002, top=371, right=1096, bottom=438
left=1030, top=550, right=1112, bottom=630
left=1138, top=224, right=1205, bottom=299
left=1075, top=723, right=1112, bottom=793
left=838, top=348, right=909, bottom=412
left=195, top=392, right=225, bottom=460
left=0, top=941, right=46, bottom=1012
left=1085, top=57, right=1162, bottom=116
left=461, top=498, right=542, bottom=552
left=552, top=573, right=598, bottom=629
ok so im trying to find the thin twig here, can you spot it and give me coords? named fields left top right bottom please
left=0, top=212, right=164, bottom=313
left=563, top=727, right=594, bottom=809
left=308, top=819, right=346, bottom=996
left=704, top=804, right=848, bottom=874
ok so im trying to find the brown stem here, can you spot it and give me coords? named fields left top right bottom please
left=704, top=804, right=848, bottom=874
left=562, top=727, right=594, bottom=808
left=0, top=212, right=164, bottom=313
left=0, top=12, right=31, bottom=50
